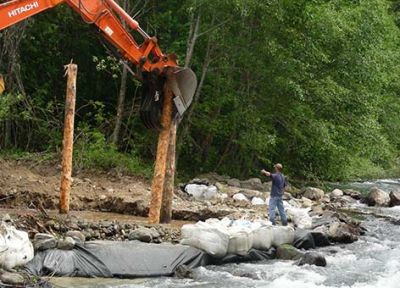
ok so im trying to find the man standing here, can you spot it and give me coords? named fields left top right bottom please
left=261, top=163, right=287, bottom=226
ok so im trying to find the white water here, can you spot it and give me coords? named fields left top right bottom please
left=51, top=181, right=400, bottom=288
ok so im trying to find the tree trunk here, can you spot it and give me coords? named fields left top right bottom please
left=111, top=64, right=128, bottom=146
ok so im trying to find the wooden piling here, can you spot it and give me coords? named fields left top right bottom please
left=160, top=120, right=177, bottom=223
left=59, top=63, right=77, bottom=214
left=148, top=78, right=174, bottom=224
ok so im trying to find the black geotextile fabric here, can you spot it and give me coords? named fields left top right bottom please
left=211, top=248, right=277, bottom=265
left=294, top=229, right=331, bottom=250
left=25, top=241, right=211, bottom=278
left=25, top=241, right=278, bottom=278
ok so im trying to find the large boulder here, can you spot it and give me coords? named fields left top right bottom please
left=389, top=191, right=400, bottom=207
left=276, top=244, right=303, bottom=260
left=297, top=252, right=327, bottom=267
left=328, top=222, right=358, bottom=243
left=240, top=178, right=264, bottom=191
left=227, top=178, right=241, bottom=187
left=367, top=187, right=390, bottom=207
left=304, top=187, right=325, bottom=201
left=330, top=189, right=343, bottom=198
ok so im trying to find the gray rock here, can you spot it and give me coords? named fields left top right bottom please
left=34, top=233, right=57, bottom=251
left=276, top=244, right=303, bottom=260
left=367, top=187, right=390, bottom=207
left=240, top=178, right=264, bottom=191
left=297, top=252, right=327, bottom=267
left=66, top=230, right=86, bottom=243
left=330, top=189, right=343, bottom=198
left=343, top=189, right=362, bottom=200
left=304, top=187, right=325, bottom=201
left=227, top=178, right=241, bottom=187
left=238, top=189, right=262, bottom=199
left=0, top=272, right=25, bottom=285
left=57, top=237, right=76, bottom=250
left=2, top=214, right=11, bottom=223
left=128, top=227, right=154, bottom=242
left=389, top=191, right=400, bottom=207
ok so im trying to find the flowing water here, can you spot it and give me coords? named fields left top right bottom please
left=51, top=180, right=400, bottom=288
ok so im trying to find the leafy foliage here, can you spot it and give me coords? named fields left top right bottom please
left=1, top=0, right=400, bottom=181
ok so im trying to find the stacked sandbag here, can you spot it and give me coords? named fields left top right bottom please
left=286, top=207, right=312, bottom=229
left=181, top=221, right=229, bottom=258
left=271, top=226, right=295, bottom=246
left=252, top=225, right=273, bottom=250
left=0, top=223, right=34, bottom=270
left=227, top=226, right=253, bottom=256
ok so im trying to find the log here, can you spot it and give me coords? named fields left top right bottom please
left=160, top=120, right=177, bottom=223
left=148, top=78, right=173, bottom=224
left=59, top=63, right=77, bottom=214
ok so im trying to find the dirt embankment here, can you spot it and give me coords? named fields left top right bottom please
left=0, top=159, right=255, bottom=222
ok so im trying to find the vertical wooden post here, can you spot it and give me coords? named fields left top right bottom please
left=160, top=121, right=177, bottom=223
left=59, top=63, right=77, bottom=214
left=148, top=80, right=173, bottom=224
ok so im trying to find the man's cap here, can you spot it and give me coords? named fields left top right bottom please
left=274, top=163, right=283, bottom=170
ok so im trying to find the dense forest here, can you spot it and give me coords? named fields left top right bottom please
left=1, top=0, right=400, bottom=181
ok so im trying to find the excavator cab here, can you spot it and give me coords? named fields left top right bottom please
left=140, top=67, right=197, bottom=130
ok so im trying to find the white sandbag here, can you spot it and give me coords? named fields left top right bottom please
left=185, top=184, right=218, bottom=200
left=231, top=219, right=252, bottom=228
left=252, top=225, right=273, bottom=250
left=251, top=197, right=266, bottom=205
left=271, top=226, right=295, bottom=246
left=232, top=193, right=249, bottom=202
left=0, top=223, right=34, bottom=270
left=181, top=223, right=229, bottom=258
left=227, top=227, right=253, bottom=256
left=286, top=208, right=312, bottom=229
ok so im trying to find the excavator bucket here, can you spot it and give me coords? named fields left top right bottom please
left=169, top=67, right=197, bottom=117
left=140, top=68, right=197, bottom=130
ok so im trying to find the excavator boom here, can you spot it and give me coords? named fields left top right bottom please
left=0, top=0, right=197, bottom=129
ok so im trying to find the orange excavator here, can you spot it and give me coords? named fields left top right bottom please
left=0, top=0, right=197, bottom=129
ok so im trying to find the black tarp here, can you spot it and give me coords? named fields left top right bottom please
left=26, top=241, right=211, bottom=278
left=26, top=241, right=279, bottom=279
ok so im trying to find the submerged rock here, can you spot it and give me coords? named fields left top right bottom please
left=303, top=187, right=324, bottom=201
left=328, top=222, right=358, bottom=243
left=389, top=191, right=400, bottom=207
left=276, top=244, right=303, bottom=260
left=297, top=252, right=327, bottom=267
left=367, top=187, right=390, bottom=207
left=343, top=189, right=362, bottom=200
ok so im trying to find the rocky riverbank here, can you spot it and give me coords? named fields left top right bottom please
left=2, top=159, right=400, bottom=286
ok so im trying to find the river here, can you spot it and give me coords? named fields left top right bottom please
left=51, top=180, right=400, bottom=288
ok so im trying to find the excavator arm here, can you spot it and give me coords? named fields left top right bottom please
left=0, top=0, right=197, bottom=129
